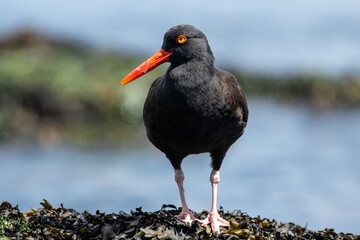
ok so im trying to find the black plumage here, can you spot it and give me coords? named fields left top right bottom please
left=121, top=24, right=248, bottom=234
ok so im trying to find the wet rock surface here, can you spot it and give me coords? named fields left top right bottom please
left=0, top=200, right=359, bottom=239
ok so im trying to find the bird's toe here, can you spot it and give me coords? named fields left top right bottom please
left=176, top=210, right=198, bottom=226
left=201, top=211, right=229, bottom=234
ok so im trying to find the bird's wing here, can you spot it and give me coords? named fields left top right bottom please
left=217, top=69, right=249, bottom=126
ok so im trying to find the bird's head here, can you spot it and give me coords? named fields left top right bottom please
left=120, top=24, right=213, bottom=85
left=162, top=25, right=213, bottom=65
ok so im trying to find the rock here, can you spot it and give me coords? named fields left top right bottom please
left=0, top=200, right=359, bottom=240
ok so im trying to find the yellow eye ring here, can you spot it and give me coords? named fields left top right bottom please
left=176, top=35, right=187, bottom=44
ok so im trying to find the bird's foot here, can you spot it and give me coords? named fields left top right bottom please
left=201, top=211, right=230, bottom=235
left=176, top=210, right=198, bottom=226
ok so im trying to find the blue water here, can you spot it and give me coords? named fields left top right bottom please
left=1, top=99, right=359, bottom=234
left=1, top=0, right=360, bottom=74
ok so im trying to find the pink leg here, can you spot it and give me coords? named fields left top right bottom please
left=201, top=170, right=229, bottom=234
left=174, top=169, right=197, bottom=225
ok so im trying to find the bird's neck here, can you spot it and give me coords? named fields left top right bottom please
left=167, top=58, right=215, bottom=90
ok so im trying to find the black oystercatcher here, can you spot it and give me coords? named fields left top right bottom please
left=120, top=24, right=248, bottom=234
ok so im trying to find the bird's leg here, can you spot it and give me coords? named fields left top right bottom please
left=174, top=169, right=197, bottom=225
left=201, top=169, right=230, bottom=234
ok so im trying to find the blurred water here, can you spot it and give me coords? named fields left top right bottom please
left=1, top=0, right=360, bottom=74
left=1, top=99, right=359, bottom=234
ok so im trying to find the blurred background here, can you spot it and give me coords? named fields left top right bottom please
left=1, top=0, right=359, bottom=234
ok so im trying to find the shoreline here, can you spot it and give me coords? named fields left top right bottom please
left=1, top=200, right=359, bottom=239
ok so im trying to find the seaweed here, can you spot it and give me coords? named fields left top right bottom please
left=0, top=200, right=359, bottom=240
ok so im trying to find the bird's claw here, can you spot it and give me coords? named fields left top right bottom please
left=201, top=212, right=230, bottom=235
left=176, top=210, right=198, bottom=226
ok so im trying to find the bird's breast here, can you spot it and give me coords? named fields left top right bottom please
left=143, top=82, right=243, bottom=155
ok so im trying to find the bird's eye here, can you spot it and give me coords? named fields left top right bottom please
left=176, top=35, right=187, bottom=44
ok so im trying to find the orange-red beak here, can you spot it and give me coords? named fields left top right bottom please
left=120, top=49, right=173, bottom=85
